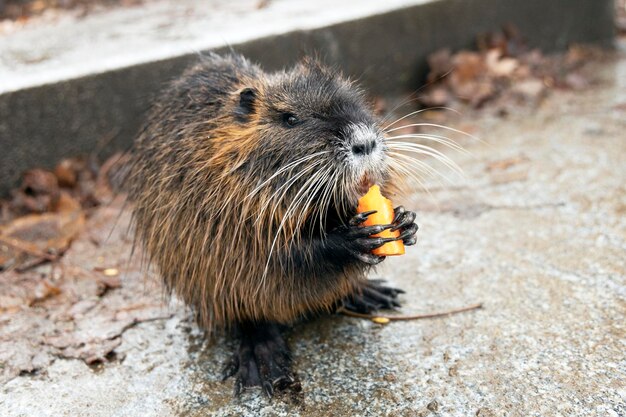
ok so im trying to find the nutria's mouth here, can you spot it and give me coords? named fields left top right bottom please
left=358, top=175, right=375, bottom=195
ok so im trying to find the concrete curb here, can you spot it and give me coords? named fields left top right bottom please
left=0, top=0, right=614, bottom=195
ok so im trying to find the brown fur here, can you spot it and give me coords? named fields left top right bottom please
left=126, top=54, right=408, bottom=331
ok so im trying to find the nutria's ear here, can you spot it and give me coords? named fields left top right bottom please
left=235, top=87, right=257, bottom=120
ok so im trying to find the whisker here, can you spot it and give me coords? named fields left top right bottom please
left=259, top=166, right=331, bottom=288
left=293, top=167, right=333, bottom=246
left=388, top=151, right=443, bottom=182
left=387, top=143, right=465, bottom=177
left=387, top=157, right=434, bottom=197
left=378, top=97, right=435, bottom=126
left=385, top=133, right=470, bottom=155
left=247, top=151, right=329, bottom=199
left=382, top=107, right=461, bottom=131
left=258, top=160, right=323, bottom=220
left=385, top=122, right=483, bottom=144
left=388, top=151, right=458, bottom=185
left=387, top=157, right=443, bottom=211
left=318, top=170, right=338, bottom=237
left=389, top=143, right=465, bottom=178
left=259, top=162, right=329, bottom=230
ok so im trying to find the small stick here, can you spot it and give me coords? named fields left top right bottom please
left=0, top=235, right=59, bottom=262
left=338, top=303, right=483, bottom=322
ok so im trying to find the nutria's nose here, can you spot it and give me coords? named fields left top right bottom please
left=352, top=140, right=377, bottom=156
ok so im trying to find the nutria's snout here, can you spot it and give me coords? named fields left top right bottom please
left=347, top=123, right=382, bottom=157
left=343, top=123, right=388, bottom=195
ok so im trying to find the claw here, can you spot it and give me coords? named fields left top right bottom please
left=346, top=224, right=389, bottom=239
left=275, top=374, right=295, bottom=385
left=233, top=378, right=243, bottom=397
left=340, top=279, right=405, bottom=315
left=262, top=381, right=274, bottom=398
left=332, top=209, right=412, bottom=266
left=353, top=297, right=383, bottom=313
left=398, top=223, right=418, bottom=240
left=354, top=237, right=383, bottom=251
left=368, top=281, right=405, bottom=296
left=221, top=356, right=239, bottom=381
left=223, top=322, right=301, bottom=401
left=363, top=286, right=400, bottom=309
left=274, top=375, right=298, bottom=393
left=393, top=206, right=406, bottom=217
left=391, top=208, right=417, bottom=231
left=349, top=210, right=377, bottom=226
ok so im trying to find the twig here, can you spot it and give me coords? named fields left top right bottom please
left=0, top=235, right=59, bottom=262
left=338, top=302, right=483, bottom=323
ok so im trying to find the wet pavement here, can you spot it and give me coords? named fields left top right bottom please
left=1, top=49, right=625, bottom=416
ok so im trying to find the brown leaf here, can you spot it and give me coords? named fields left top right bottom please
left=0, top=210, right=85, bottom=270
left=419, top=87, right=451, bottom=107
left=426, top=49, right=453, bottom=83
left=54, top=159, right=78, bottom=188
left=7, top=169, right=60, bottom=216
left=490, top=169, right=529, bottom=184
left=451, top=51, right=486, bottom=84
left=53, top=191, right=82, bottom=213
left=21, top=169, right=58, bottom=196
left=9, top=192, right=47, bottom=215
left=31, top=279, right=61, bottom=304
left=372, top=96, right=387, bottom=116
left=0, top=198, right=175, bottom=383
left=486, top=156, right=530, bottom=184
left=486, top=156, right=529, bottom=172
left=486, top=50, right=518, bottom=77
left=0, top=295, right=25, bottom=313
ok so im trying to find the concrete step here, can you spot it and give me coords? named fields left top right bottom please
left=0, top=0, right=614, bottom=195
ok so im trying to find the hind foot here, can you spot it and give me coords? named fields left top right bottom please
left=341, top=279, right=405, bottom=314
left=221, top=321, right=302, bottom=400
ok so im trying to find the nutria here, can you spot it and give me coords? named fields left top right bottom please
left=126, top=53, right=418, bottom=397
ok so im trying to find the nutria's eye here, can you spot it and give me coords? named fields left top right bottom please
left=281, top=113, right=300, bottom=127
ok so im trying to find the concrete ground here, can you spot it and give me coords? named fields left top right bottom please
left=1, top=52, right=625, bottom=416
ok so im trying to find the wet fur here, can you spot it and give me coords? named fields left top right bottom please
left=126, top=54, right=394, bottom=330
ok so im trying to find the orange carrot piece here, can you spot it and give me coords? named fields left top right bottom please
left=356, top=185, right=405, bottom=256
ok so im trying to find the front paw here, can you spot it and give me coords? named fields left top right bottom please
left=330, top=210, right=396, bottom=265
left=391, top=206, right=418, bottom=246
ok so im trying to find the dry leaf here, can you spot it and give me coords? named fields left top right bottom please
left=32, top=279, right=61, bottom=304
left=53, top=191, right=82, bottom=213
left=486, top=50, right=518, bottom=77
left=486, top=156, right=529, bottom=172
left=21, top=169, right=58, bottom=196
left=54, top=159, right=78, bottom=188
left=0, top=210, right=85, bottom=270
